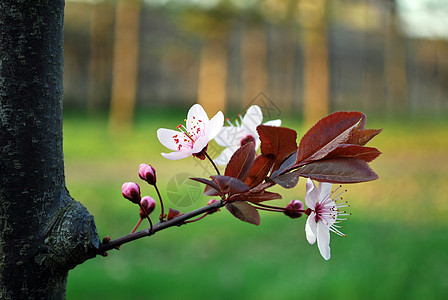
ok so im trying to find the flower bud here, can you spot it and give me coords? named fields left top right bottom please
left=139, top=196, right=156, bottom=218
left=139, top=163, right=157, bottom=185
left=122, top=182, right=141, bottom=204
left=284, top=199, right=304, bottom=219
left=206, top=199, right=220, bottom=214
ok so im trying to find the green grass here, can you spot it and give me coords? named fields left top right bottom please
left=64, top=109, right=448, bottom=299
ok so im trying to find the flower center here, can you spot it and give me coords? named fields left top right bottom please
left=314, top=185, right=350, bottom=237
left=172, top=117, right=206, bottom=151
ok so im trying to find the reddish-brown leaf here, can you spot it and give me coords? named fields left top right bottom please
left=296, top=158, right=379, bottom=183
left=296, top=111, right=364, bottom=166
left=229, top=190, right=282, bottom=203
left=244, top=154, right=275, bottom=188
left=326, top=144, right=381, bottom=162
left=257, top=125, right=298, bottom=171
left=224, top=142, right=255, bottom=181
left=272, top=169, right=301, bottom=188
left=346, top=128, right=382, bottom=146
left=190, top=177, right=222, bottom=196
left=167, top=208, right=181, bottom=220
left=225, top=202, right=261, bottom=225
left=189, top=177, right=223, bottom=196
left=271, top=150, right=298, bottom=178
left=211, top=175, right=250, bottom=195
left=203, top=185, right=221, bottom=196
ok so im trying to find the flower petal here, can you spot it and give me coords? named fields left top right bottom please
left=305, top=212, right=317, bottom=245
left=206, top=111, right=224, bottom=140
left=214, top=126, right=241, bottom=147
left=161, top=150, right=193, bottom=160
left=305, top=178, right=319, bottom=208
left=191, top=135, right=209, bottom=153
left=242, top=105, right=263, bottom=135
left=319, top=182, right=333, bottom=202
left=214, top=145, right=239, bottom=165
left=157, top=128, right=185, bottom=151
left=263, top=119, right=282, bottom=127
left=317, top=221, right=331, bottom=260
left=187, top=104, right=209, bottom=133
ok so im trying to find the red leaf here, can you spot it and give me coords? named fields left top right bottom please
left=272, top=169, right=301, bottom=188
left=244, top=154, right=275, bottom=188
left=347, top=128, right=383, bottom=146
left=229, top=191, right=282, bottom=203
left=204, top=185, right=221, bottom=196
left=211, top=175, right=250, bottom=195
left=257, top=125, right=298, bottom=171
left=326, top=144, right=381, bottom=162
left=296, top=111, right=363, bottom=166
left=167, top=208, right=181, bottom=220
left=225, top=202, right=261, bottom=225
left=189, top=177, right=223, bottom=196
left=225, top=142, right=255, bottom=181
left=296, top=158, right=379, bottom=183
left=271, top=150, right=298, bottom=178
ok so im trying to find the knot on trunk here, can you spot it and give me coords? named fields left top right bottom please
left=36, top=189, right=100, bottom=271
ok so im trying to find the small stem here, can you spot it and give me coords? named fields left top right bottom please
left=183, top=212, right=208, bottom=224
left=253, top=202, right=285, bottom=210
left=255, top=206, right=285, bottom=213
left=138, top=203, right=153, bottom=233
left=130, top=218, right=143, bottom=234
left=253, top=202, right=305, bottom=213
left=154, top=184, right=165, bottom=221
left=203, top=150, right=220, bottom=175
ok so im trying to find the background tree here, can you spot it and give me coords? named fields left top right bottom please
left=0, top=1, right=99, bottom=298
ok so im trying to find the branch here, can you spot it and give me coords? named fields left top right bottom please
left=97, top=199, right=225, bottom=254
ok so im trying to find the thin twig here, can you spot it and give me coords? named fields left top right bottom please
left=154, top=184, right=165, bottom=221
left=98, top=199, right=224, bottom=254
left=202, top=150, right=220, bottom=175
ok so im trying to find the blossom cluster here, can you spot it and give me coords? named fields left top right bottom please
left=119, top=103, right=381, bottom=260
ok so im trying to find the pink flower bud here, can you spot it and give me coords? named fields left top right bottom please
left=139, top=163, right=157, bottom=185
left=139, top=196, right=156, bottom=218
left=284, top=199, right=304, bottom=219
left=206, top=199, right=220, bottom=214
left=122, top=182, right=141, bottom=204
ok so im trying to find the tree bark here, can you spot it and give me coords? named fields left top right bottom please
left=0, top=1, right=99, bottom=298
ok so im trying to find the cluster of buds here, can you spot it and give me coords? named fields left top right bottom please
left=121, top=163, right=160, bottom=233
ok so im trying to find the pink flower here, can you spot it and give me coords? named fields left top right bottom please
left=139, top=163, right=156, bottom=185
left=140, top=196, right=156, bottom=218
left=214, top=105, right=281, bottom=165
left=157, top=104, right=224, bottom=160
left=284, top=199, right=304, bottom=219
left=122, top=182, right=141, bottom=204
left=305, top=178, right=349, bottom=260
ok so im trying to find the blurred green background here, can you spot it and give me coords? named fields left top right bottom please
left=63, top=0, right=448, bottom=299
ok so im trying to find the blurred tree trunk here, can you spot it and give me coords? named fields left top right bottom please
left=88, top=1, right=114, bottom=113
left=197, top=31, right=228, bottom=115
left=299, top=0, right=330, bottom=128
left=109, top=0, right=141, bottom=133
left=384, top=3, right=408, bottom=113
left=241, top=25, right=268, bottom=106
left=0, top=1, right=99, bottom=298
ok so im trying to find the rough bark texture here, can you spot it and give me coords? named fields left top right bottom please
left=0, top=1, right=99, bottom=299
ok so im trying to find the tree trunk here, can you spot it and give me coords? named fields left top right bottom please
left=108, top=0, right=141, bottom=133
left=300, top=0, right=330, bottom=128
left=197, top=31, right=228, bottom=116
left=0, top=1, right=99, bottom=298
left=241, top=25, right=268, bottom=106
